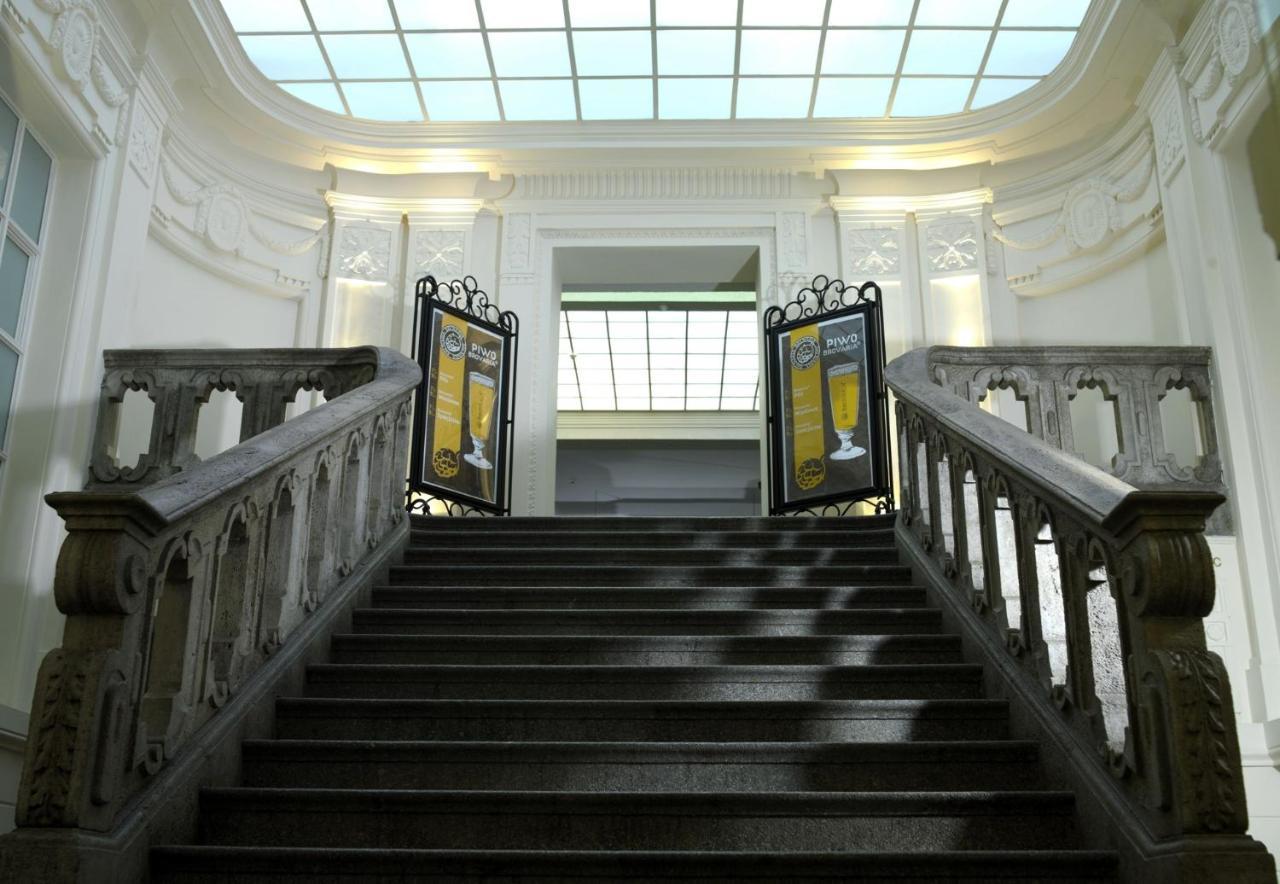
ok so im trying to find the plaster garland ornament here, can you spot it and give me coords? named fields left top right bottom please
left=847, top=227, right=902, bottom=275
left=36, top=0, right=127, bottom=108
left=925, top=216, right=980, bottom=272
left=414, top=229, right=466, bottom=278
left=337, top=226, right=393, bottom=282
left=159, top=151, right=326, bottom=257
left=1153, top=98, right=1187, bottom=183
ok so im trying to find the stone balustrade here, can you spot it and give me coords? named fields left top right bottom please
left=888, top=346, right=1264, bottom=871
left=13, top=347, right=418, bottom=835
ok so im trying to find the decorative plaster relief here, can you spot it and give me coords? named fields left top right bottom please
left=1153, top=97, right=1187, bottom=183
left=337, top=227, right=393, bottom=282
left=414, top=229, right=466, bottom=279
left=503, top=213, right=532, bottom=272
left=776, top=212, right=808, bottom=275
left=1216, top=0, right=1258, bottom=80
left=847, top=227, right=902, bottom=275
left=36, top=0, right=127, bottom=108
left=925, top=216, right=980, bottom=272
left=159, top=150, right=327, bottom=258
left=127, top=105, right=161, bottom=185
left=1182, top=0, right=1262, bottom=144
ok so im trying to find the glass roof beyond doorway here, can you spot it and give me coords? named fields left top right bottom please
left=218, top=0, right=1092, bottom=122
left=558, top=293, right=760, bottom=412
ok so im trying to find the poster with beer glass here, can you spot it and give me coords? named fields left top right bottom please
left=408, top=276, right=517, bottom=516
left=764, top=278, right=892, bottom=514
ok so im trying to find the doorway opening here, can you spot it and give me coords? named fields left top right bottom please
left=552, top=245, right=762, bottom=516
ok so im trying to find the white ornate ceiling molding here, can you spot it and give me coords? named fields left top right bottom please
left=413, top=230, right=465, bottom=280
left=333, top=227, right=393, bottom=284
left=1180, top=0, right=1267, bottom=147
left=923, top=215, right=982, bottom=274
left=558, top=411, right=761, bottom=441
left=829, top=190, right=995, bottom=223
left=509, top=168, right=798, bottom=201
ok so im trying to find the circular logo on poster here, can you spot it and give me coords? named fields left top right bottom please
left=790, top=335, right=820, bottom=370
left=432, top=447, right=460, bottom=478
left=796, top=457, right=827, bottom=490
left=441, top=326, right=466, bottom=361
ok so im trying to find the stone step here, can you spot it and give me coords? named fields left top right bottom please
left=198, top=789, right=1079, bottom=852
left=387, top=564, right=915, bottom=588
left=411, top=528, right=899, bottom=549
left=302, top=663, right=985, bottom=701
left=329, top=633, right=962, bottom=666
left=240, top=739, right=1042, bottom=792
left=368, top=585, right=929, bottom=611
left=274, top=698, right=1012, bottom=742
left=351, top=607, right=944, bottom=636
left=151, top=845, right=1119, bottom=883
left=402, top=546, right=902, bottom=567
left=408, top=515, right=899, bottom=532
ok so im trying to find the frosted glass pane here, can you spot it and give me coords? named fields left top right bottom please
left=240, top=35, right=330, bottom=79
left=322, top=34, right=411, bottom=78
left=742, top=0, right=826, bottom=26
left=579, top=79, right=653, bottom=120
left=659, top=78, right=733, bottom=118
left=393, top=1, right=479, bottom=29
left=891, top=78, right=973, bottom=116
left=481, top=0, right=564, bottom=29
left=569, top=0, right=651, bottom=27
left=657, top=31, right=737, bottom=75
left=0, top=236, right=30, bottom=338
left=971, top=77, right=1039, bottom=108
left=739, top=31, right=822, bottom=75
left=736, top=78, right=814, bottom=118
left=822, top=30, right=905, bottom=75
left=421, top=81, right=501, bottom=120
left=279, top=82, right=346, bottom=113
left=341, top=82, right=423, bottom=120
left=1001, top=0, right=1091, bottom=28
left=572, top=31, right=652, bottom=76
left=308, top=0, right=394, bottom=31
left=915, top=0, right=1003, bottom=26
left=12, top=132, right=52, bottom=240
left=827, top=0, right=915, bottom=26
left=405, top=33, right=492, bottom=78
left=499, top=80, right=577, bottom=120
left=0, top=99, right=17, bottom=201
left=220, top=0, right=310, bottom=32
left=0, top=342, right=16, bottom=446
left=902, top=30, right=990, bottom=75
left=813, top=77, right=893, bottom=117
left=984, top=30, right=1076, bottom=76
left=655, top=0, right=737, bottom=26
left=488, top=32, right=571, bottom=77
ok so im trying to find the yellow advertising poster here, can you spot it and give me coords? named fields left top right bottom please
left=775, top=311, right=874, bottom=507
left=419, top=306, right=507, bottom=508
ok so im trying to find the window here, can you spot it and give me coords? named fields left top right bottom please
left=0, top=93, right=54, bottom=485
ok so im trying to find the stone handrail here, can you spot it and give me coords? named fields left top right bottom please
left=14, top=346, right=418, bottom=834
left=887, top=346, right=1264, bottom=871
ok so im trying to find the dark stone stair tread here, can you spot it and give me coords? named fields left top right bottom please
left=152, top=845, right=1119, bottom=881
left=274, top=697, right=1012, bottom=717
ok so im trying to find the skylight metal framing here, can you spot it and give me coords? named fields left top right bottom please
left=559, top=305, right=760, bottom=413
left=221, top=0, right=1091, bottom=122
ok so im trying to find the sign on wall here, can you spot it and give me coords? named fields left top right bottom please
left=765, top=277, right=893, bottom=515
left=408, top=276, right=518, bottom=516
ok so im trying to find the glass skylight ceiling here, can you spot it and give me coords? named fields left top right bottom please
left=558, top=307, right=760, bottom=412
left=218, top=0, right=1092, bottom=122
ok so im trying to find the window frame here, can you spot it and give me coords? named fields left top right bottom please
left=0, top=87, right=57, bottom=477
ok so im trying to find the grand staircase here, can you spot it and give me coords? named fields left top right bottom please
left=151, top=514, right=1118, bottom=882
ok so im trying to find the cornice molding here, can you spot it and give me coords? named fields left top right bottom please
left=829, top=190, right=993, bottom=221
left=557, top=411, right=762, bottom=441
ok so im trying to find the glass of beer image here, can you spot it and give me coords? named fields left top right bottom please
left=463, top=371, right=497, bottom=470
left=826, top=362, right=867, bottom=461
